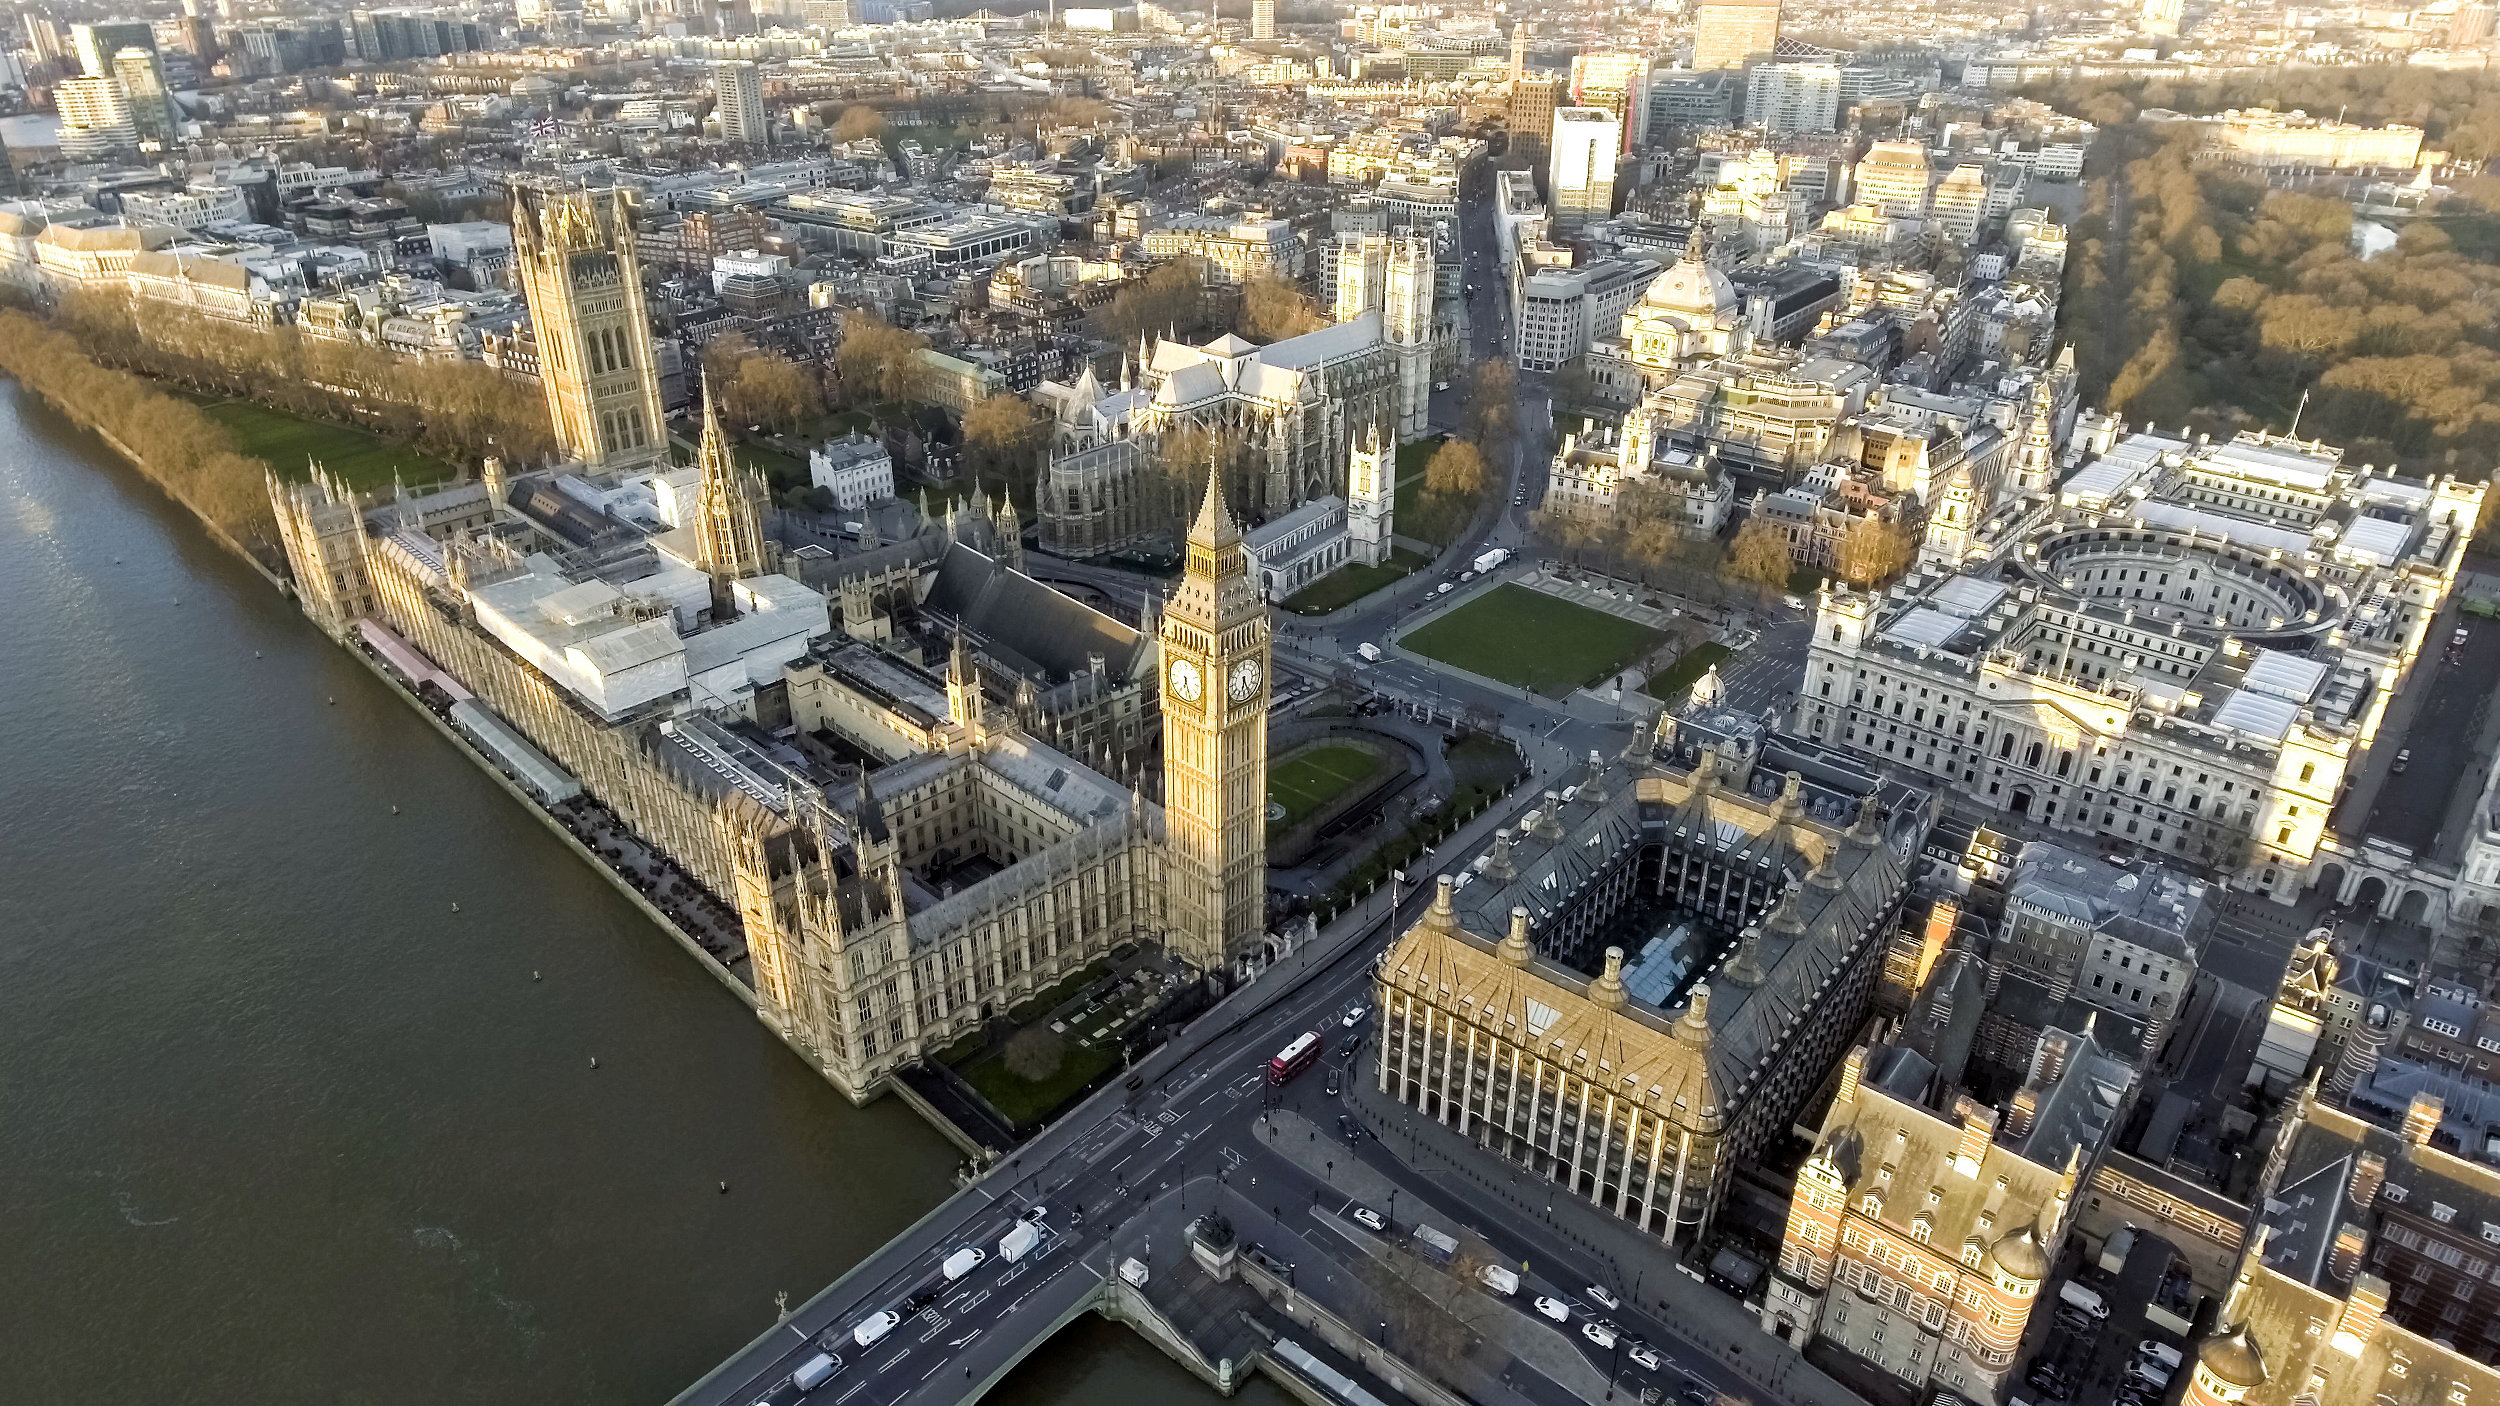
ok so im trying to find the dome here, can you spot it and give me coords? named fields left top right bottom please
left=1991, top=1221, right=2050, bottom=1281
left=1640, top=256, right=1737, bottom=322
left=2198, top=1322, right=2267, bottom=1388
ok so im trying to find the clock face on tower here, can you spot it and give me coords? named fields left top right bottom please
left=1227, top=658, right=1263, bottom=702
left=1168, top=657, right=1203, bottom=702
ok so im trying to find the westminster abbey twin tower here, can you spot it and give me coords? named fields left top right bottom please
left=271, top=185, right=1286, bottom=1104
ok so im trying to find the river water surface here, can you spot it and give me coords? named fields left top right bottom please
left=0, top=382, right=1277, bottom=1405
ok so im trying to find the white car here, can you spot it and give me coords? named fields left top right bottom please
left=1625, top=1343, right=1662, bottom=1372
left=1584, top=1285, right=1621, bottom=1311
left=852, top=1310, right=902, bottom=1348
left=1020, top=1205, right=1048, bottom=1224
left=1350, top=1205, right=1388, bottom=1232
left=1581, top=1320, right=1618, bottom=1349
left=1534, top=1295, right=1570, bottom=1323
left=1342, top=1004, right=1371, bottom=1028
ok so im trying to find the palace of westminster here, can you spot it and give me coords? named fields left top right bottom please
left=274, top=185, right=1277, bottom=1103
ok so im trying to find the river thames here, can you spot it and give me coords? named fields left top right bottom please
left=0, top=381, right=1281, bottom=1405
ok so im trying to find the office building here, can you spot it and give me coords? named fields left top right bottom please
left=1693, top=0, right=1779, bottom=70
left=1743, top=61, right=1840, bottom=134
left=71, top=19, right=155, bottom=77
left=1799, top=430, right=2484, bottom=902
left=1549, top=106, right=1620, bottom=230
left=1764, top=1028, right=2134, bottom=1404
left=715, top=60, right=768, bottom=146
left=1650, top=71, right=1737, bottom=131
left=111, top=47, right=179, bottom=148
left=2142, top=0, right=2183, bottom=35
left=1508, top=73, right=1566, bottom=172
left=2240, top=1078, right=2500, bottom=1373
left=1250, top=0, right=1274, bottom=39
left=1854, top=140, right=1932, bottom=217
left=56, top=77, right=138, bottom=158
left=1517, top=256, right=1651, bottom=371
left=1374, top=707, right=1932, bottom=1250
left=1571, top=51, right=1652, bottom=150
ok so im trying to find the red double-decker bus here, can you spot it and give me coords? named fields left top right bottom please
left=1268, top=1031, right=1323, bottom=1085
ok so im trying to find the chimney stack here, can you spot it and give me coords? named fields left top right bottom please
left=2005, top=1086, right=2041, bottom=1140
left=2332, top=1272, right=2390, bottom=1355
left=1837, top=1045, right=1867, bottom=1105
left=2328, top=1222, right=2368, bottom=1284
left=2403, top=1092, right=2444, bottom=1148
left=2350, top=1152, right=2386, bottom=1207
left=1954, top=1105, right=1997, bottom=1176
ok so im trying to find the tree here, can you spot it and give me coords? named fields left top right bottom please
left=1238, top=271, right=1326, bottom=342
left=1097, top=258, right=1205, bottom=348
left=1455, top=360, right=1520, bottom=455
left=832, top=105, right=887, bottom=143
left=962, top=393, right=1049, bottom=500
left=1422, top=438, right=1487, bottom=499
left=704, top=336, right=823, bottom=432
left=834, top=314, right=931, bottom=406
left=1835, top=516, right=1915, bottom=587
left=1003, top=1026, right=1065, bottom=1082
left=1726, top=517, right=1794, bottom=594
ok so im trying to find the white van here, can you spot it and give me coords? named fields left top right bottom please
left=852, top=1310, right=901, bottom=1348
left=2138, top=1341, right=2184, bottom=1372
left=794, top=1353, right=841, bottom=1391
left=942, top=1246, right=986, bottom=1281
left=1000, top=1221, right=1042, bottom=1263
left=2058, top=1282, right=2109, bottom=1319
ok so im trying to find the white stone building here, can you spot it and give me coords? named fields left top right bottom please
left=1799, top=431, right=2483, bottom=901
left=809, top=432, right=895, bottom=512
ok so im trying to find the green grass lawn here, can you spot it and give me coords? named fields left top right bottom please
left=1643, top=640, right=1733, bottom=701
left=1280, top=546, right=1432, bottom=614
left=1268, top=741, right=1392, bottom=829
left=200, top=400, right=451, bottom=492
left=956, top=1039, right=1120, bottom=1128
left=1403, top=584, right=1666, bottom=697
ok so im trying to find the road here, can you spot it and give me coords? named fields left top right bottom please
left=676, top=856, right=1776, bottom=1406
left=2363, top=619, right=2500, bottom=860
left=674, top=722, right=1791, bottom=1406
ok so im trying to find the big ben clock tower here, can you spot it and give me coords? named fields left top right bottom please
left=1159, top=469, right=1272, bottom=971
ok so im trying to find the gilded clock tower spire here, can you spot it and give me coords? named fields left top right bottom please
left=1158, top=468, right=1271, bottom=971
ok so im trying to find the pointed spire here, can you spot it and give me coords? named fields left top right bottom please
left=1188, top=464, right=1239, bottom=548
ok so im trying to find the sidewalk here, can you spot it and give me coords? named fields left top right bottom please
left=1338, top=1071, right=1865, bottom=1406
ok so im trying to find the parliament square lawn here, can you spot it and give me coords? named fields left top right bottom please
left=1404, top=584, right=1666, bottom=697
left=1268, top=741, right=1393, bottom=829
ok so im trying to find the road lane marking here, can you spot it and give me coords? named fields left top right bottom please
left=875, top=1351, right=910, bottom=1373
left=835, top=1383, right=866, bottom=1404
